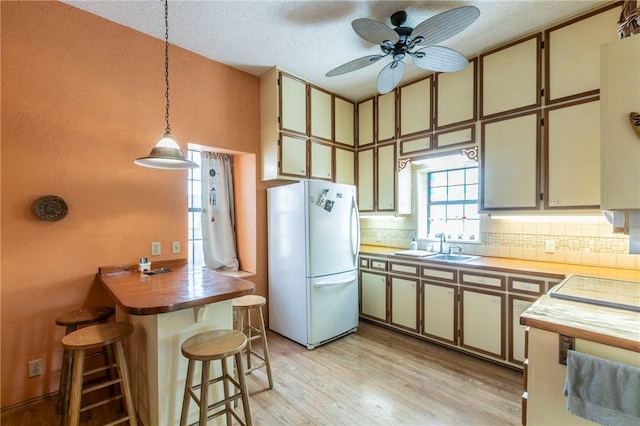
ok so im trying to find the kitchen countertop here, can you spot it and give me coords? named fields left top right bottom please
left=360, top=245, right=640, bottom=281
left=97, top=259, right=255, bottom=315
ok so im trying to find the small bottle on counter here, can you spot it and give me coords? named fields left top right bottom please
left=410, top=238, right=418, bottom=251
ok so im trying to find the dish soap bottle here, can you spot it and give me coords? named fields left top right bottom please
left=410, top=238, right=418, bottom=251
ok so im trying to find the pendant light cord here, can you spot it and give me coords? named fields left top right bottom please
left=164, top=0, right=171, bottom=136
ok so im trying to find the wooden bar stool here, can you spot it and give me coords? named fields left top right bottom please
left=55, top=306, right=115, bottom=414
left=180, top=330, right=252, bottom=426
left=61, top=322, right=137, bottom=426
left=233, top=295, right=274, bottom=389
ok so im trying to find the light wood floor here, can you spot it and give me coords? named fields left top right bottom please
left=2, top=321, right=523, bottom=425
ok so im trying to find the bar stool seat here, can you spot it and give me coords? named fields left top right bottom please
left=62, top=322, right=137, bottom=426
left=55, top=306, right=115, bottom=414
left=180, top=329, right=252, bottom=426
left=233, top=295, right=274, bottom=389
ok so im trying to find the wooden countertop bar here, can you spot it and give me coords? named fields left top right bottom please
left=97, top=259, right=255, bottom=315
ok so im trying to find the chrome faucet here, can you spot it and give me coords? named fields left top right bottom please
left=449, top=245, right=463, bottom=256
left=438, top=233, right=446, bottom=253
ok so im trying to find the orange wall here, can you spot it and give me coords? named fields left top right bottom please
left=1, top=1, right=268, bottom=407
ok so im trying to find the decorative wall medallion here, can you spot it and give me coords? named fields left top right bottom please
left=32, top=195, right=68, bottom=221
left=629, top=112, right=640, bottom=138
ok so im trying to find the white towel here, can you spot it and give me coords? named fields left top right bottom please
left=563, top=350, right=640, bottom=426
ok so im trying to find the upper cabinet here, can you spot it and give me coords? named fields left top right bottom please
left=279, top=72, right=307, bottom=135
left=399, top=76, right=433, bottom=138
left=357, top=97, right=375, bottom=148
left=309, top=85, right=333, bottom=142
left=261, top=68, right=354, bottom=182
left=480, top=34, right=542, bottom=120
left=435, top=58, right=477, bottom=130
left=334, top=95, right=355, bottom=147
left=601, top=35, right=640, bottom=210
left=377, top=91, right=397, bottom=143
left=481, top=111, right=541, bottom=211
left=544, top=98, right=601, bottom=209
left=545, top=3, right=622, bottom=105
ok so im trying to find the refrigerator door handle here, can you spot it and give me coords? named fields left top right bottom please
left=350, top=193, right=360, bottom=267
left=313, top=277, right=356, bottom=288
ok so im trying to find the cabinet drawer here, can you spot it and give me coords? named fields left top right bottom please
left=460, top=271, right=506, bottom=290
left=389, top=262, right=419, bottom=276
left=421, top=266, right=457, bottom=283
left=359, top=257, right=370, bottom=268
left=370, top=259, right=388, bottom=271
left=509, top=277, right=544, bottom=295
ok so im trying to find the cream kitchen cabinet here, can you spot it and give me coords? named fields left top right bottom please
left=601, top=35, right=640, bottom=210
left=335, top=147, right=355, bottom=185
left=399, top=76, right=432, bottom=138
left=481, top=111, right=541, bottom=211
left=279, top=134, right=333, bottom=180
left=334, top=95, right=355, bottom=148
left=545, top=3, right=621, bottom=105
left=544, top=98, right=600, bottom=209
left=360, top=270, right=388, bottom=322
left=377, top=91, right=397, bottom=143
left=279, top=72, right=307, bottom=135
left=435, top=58, right=477, bottom=130
left=460, top=287, right=505, bottom=360
left=357, top=97, right=375, bottom=148
left=509, top=295, right=536, bottom=365
left=357, top=143, right=397, bottom=213
left=480, top=33, right=541, bottom=120
left=422, top=281, right=458, bottom=345
left=309, top=85, right=333, bottom=143
left=390, top=276, right=419, bottom=332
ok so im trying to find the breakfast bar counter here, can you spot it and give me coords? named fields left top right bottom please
left=97, top=260, right=255, bottom=426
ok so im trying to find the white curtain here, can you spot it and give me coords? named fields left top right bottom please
left=201, top=152, right=239, bottom=272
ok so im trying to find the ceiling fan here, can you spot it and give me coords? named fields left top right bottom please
left=326, top=6, right=481, bottom=94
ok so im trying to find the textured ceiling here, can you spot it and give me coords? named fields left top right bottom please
left=63, top=0, right=609, bottom=101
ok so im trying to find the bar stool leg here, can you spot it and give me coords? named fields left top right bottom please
left=246, top=309, right=253, bottom=370
left=235, top=351, right=253, bottom=426
left=67, top=349, right=85, bottom=426
left=199, top=360, right=210, bottom=426
left=57, top=325, right=77, bottom=414
left=114, top=340, right=138, bottom=426
left=257, top=307, right=274, bottom=389
left=180, top=359, right=195, bottom=426
left=222, top=358, right=232, bottom=425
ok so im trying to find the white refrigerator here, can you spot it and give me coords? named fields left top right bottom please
left=267, top=180, right=360, bottom=349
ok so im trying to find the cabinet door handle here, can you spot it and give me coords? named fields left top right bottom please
left=516, top=302, right=522, bottom=308
left=492, top=298, right=498, bottom=304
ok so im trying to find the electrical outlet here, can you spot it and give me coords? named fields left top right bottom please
left=172, top=241, right=180, bottom=254
left=151, top=241, right=161, bottom=256
left=376, top=232, right=382, bottom=242
left=545, top=240, right=556, bottom=254
left=28, top=359, right=42, bottom=378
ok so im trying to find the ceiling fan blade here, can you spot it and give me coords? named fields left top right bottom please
left=325, top=54, right=387, bottom=77
left=411, top=6, right=480, bottom=46
left=411, top=46, right=469, bottom=72
left=377, top=60, right=406, bottom=94
left=352, top=18, right=400, bottom=45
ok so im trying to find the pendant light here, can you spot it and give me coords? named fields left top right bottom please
left=135, top=0, right=198, bottom=170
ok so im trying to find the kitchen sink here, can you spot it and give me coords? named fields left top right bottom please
left=426, top=253, right=479, bottom=262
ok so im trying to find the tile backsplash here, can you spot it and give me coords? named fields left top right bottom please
left=360, top=214, right=639, bottom=270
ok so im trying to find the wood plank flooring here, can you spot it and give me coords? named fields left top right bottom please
left=2, top=321, right=523, bottom=425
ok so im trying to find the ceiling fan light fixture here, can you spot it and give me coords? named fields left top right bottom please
left=135, top=0, right=198, bottom=171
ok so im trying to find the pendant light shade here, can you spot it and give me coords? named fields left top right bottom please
left=135, top=0, right=198, bottom=170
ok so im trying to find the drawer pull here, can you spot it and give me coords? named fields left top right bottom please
left=492, top=298, right=498, bottom=304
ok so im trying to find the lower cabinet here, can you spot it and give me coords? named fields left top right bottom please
left=422, top=282, right=458, bottom=345
left=390, top=276, right=419, bottom=332
left=360, top=270, right=387, bottom=322
left=358, top=255, right=562, bottom=369
left=460, top=288, right=505, bottom=359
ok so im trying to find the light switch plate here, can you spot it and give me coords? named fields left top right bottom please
left=545, top=240, right=555, bottom=254
left=172, top=241, right=180, bottom=254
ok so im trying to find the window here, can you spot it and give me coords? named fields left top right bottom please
left=187, top=148, right=204, bottom=267
left=427, top=166, right=479, bottom=241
